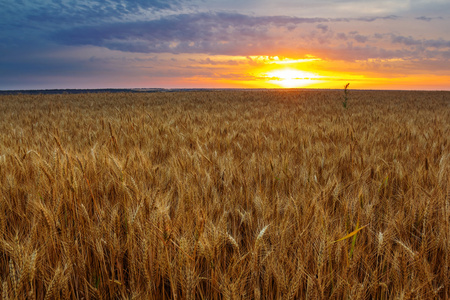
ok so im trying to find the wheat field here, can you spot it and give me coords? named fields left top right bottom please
left=0, top=90, right=449, bottom=299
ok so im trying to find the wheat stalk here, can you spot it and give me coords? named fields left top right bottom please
left=0, top=90, right=448, bottom=298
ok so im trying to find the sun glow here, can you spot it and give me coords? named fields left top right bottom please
left=266, top=69, right=321, bottom=88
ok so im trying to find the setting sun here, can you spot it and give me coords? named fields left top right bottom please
left=266, top=69, right=321, bottom=88
left=1, top=0, right=449, bottom=91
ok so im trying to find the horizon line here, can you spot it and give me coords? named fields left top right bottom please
left=1, top=87, right=450, bottom=95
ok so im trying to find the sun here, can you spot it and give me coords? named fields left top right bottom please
left=266, top=68, right=320, bottom=88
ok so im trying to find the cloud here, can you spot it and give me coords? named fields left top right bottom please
left=336, top=33, right=348, bottom=40
left=416, top=16, right=433, bottom=21
left=348, top=32, right=370, bottom=43
left=197, top=58, right=242, bottom=66
left=391, top=34, right=450, bottom=48
left=356, top=15, right=399, bottom=22
left=1, top=0, right=187, bottom=32
left=50, top=12, right=327, bottom=54
left=316, top=24, right=329, bottom=33
left=50, top=12, right=407, bottom=56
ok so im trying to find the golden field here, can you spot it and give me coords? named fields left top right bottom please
left=0, top=90, right=449, bottom=299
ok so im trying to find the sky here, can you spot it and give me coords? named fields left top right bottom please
left=1, top=0, right=449, bottom=90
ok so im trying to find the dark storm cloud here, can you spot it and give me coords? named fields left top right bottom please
left=50, top=12, right=405, bottom=56
left=0, top=0, right=188, bottom=58
left=50, top=12, right=331, bottom=54
left=108, top=0, right=182, bottom=11
left=0, top=0, right=186, bottom=36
